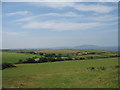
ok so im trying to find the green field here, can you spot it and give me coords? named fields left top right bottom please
left=2, top=49, right=119, bottom=88
left=2, top=49, right=117, bottom=63
left=37, top=49, right=115, bottom=54
left=3, top=57, right=119, bottom=88
left=2, top=51, right=38, bottom=63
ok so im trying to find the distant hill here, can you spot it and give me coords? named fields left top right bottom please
left=2, top=45, right=118, bottom=51
left=50, top=45, right=118, bottom=51
left=72, top=45, right=118, bottom=51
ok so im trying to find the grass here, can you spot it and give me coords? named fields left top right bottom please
left=2, top=49, right=117, bottom=64
left=38, top=49, right=116, bottom=54
left=2, top=52, right=38, bottom=63
left=2, top=57, right=119, bottom=88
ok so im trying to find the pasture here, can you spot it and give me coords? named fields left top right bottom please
left=2, top=51, right=38, bottom=63
left=37, top=49, right=116, bottom=54
left=2, top=49, right=119, bottom=88
left=3, top=57, right=119, bottom=88
left=2, top=49, right=117, bottom=64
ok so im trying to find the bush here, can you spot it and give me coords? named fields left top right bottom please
left=18, top=59, right=24, bottom=64
left=97, top=66, right=106, bottom=70
left=38, top=57, right=48, bottom=63
left=18, top=58, right=36, bottom=63
left=56, top=57, right=63, bottom=61
left=87, top=67, right=96, bottom=70
left=115, top=65, right=120, bottom=68
left=79, top=57, right=86, bottom=60
left=2, top=63, right=16, bottom=70
left=24, top=58, right=36, bottom=63
left=87, top=66, right=106, bottom=71
left=0, top=64, right=2, bottom=70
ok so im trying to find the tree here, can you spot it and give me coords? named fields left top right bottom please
left=24, top=58, right=36, bottom=63
left=47, top=57, right=56, bottom=62
left=18, top=59, right=23, bottom=63
left=56, top=57, right=63, bottom=61
left=38, top=57, right=48, bottom=63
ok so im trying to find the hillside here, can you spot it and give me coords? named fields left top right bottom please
left=2, top=49, right=118, bottom=64
left=2, top=49, right=119, bottom=88
left=3, top=58, right=119, bottom=88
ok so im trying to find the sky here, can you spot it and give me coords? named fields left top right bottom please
left=0, top=2, right=2, bottom=49
left=2, top=2, right=118, bottom=49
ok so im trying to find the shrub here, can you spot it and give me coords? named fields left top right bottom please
left=38, top=57, right=48, bottom=63
left=79, top=57, right=86, bottom=60
left=87, top=67, right=96, bottom=70
left=2, top=63, right=16, bottom=70
left=56, top=57, right=63, bottom=61
left=18, top=58, right=36, bottom=63
left=0, top=64, right=2, bottom=70
left=97, top=66, right=106, bottom=70
left=115, top=65, right=120, bottom=68
left=18, top=59, right=24, bottom=64
left=24, top=58, right=36, bottom=63
left=47, top=57, right=56, bottom=62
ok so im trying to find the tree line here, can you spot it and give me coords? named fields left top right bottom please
left=16, top=54, right=119, bottom=64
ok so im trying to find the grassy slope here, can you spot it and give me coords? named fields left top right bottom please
left=3, top=58, right=119, bottom=88
left=2, top=49, right=117, bottom=63
left=38, top=49, right=116, bottom=54
left=2, top=52, right=37, bottom=63
left=0, top=52, right=2, bottom=63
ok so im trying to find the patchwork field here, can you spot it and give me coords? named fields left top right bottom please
left=2, top=51, right=38, bottom=63
left=2, top=49, right=117, bottom=64
left=2, top=49, right=119, bottom=88
left=37, top=49, right=115, bottom=54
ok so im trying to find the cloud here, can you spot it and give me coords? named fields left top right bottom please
left=13, top=12, right=82, bottom=22
left=74, top=4, right=116, bottom=13
left=3, top=31, right=26, bottom=36
left=14, top=11, right=117, bottom=24
left=6, top=11, right=31, bottom=16
left=99, top=0, right=119, bottom=2
left=14, top=15, right=36, bottom=22
left=22, top=21, right=108, bottom=31
left=29, top=2, right=116, bottom=13
left=84, top=15, right=117, bottom=22
left=40, top=12, right=80, bottom=17
left=101, top=29, right=118, bottom=33
left=14, top=11, right=117, bottom=31
left=2, top=0, right=119, bottom=2
left=29, top=2, right=75, bottom=9
left=0, top=29, right=2, bottom=34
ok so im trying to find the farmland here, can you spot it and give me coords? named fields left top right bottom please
left=2, top=49, right=118, bottom=64
left=2, top=51, right=39, bottom=63
left=2, top=49, right=119, bottom=88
